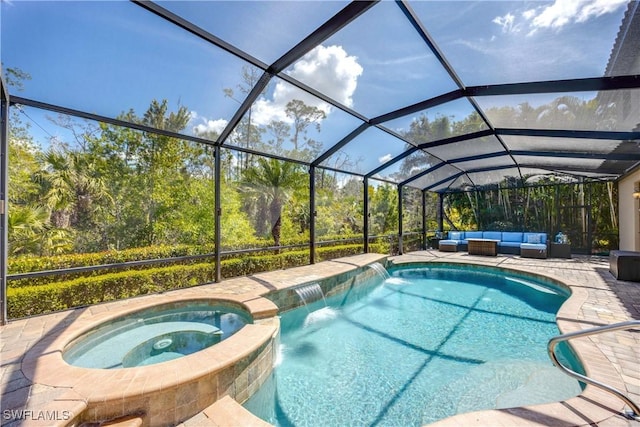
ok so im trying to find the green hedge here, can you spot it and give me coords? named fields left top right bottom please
left=8, top=244, right=212, bottom=274
left=8, top=234, right=368, bottom=288
left=8, top=233, right=365, bottom=275
left=7, top=243, right=386, bottom=318
left=7, top=263, right=215, bottom=318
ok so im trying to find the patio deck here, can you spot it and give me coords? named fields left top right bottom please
left=1, top=251, right=639, bottom=426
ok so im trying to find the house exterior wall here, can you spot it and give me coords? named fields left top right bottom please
left=618, top=168, right=640, bottom=251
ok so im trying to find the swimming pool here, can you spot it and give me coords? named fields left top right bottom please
left=245, top=263, right=583, bottom=426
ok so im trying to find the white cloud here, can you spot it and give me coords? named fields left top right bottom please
left=524, top=0, right=627, bottom=31
left=370, top=53, right=432, bottom=67
left=189, top=45, right=363, bottom=133
left=522, top=9, right=537, bottom=21
left=289, top=45, right=363, bottom=107
left=575, top=0, right=629, bottom=22
left=378, top=153, right=393, bottom=164
left=192, top=117, right=228, bottom=136
left=251, top=44, right=363, bottom=126
left=492, top=13, right=519, bottom=33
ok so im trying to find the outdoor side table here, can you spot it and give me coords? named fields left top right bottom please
left=550, top=242, right=571, bottom=258
left=429, top=238, right=442, bottom=249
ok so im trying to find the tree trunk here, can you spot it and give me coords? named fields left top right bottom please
left=607, top=182, right=617, bottom=229
left=270, top=197, right=283, bottom=247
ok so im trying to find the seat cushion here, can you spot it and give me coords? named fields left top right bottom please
left=502, top=232, right=523, bottom=243
left=448, top=231, right=463, bottom=241
left=520, top=243, right=547, bottom=251
left=465, top=231, right=483, bottom=239
left=482, top=231, right=502, bottom=241
left=499, top=241, right=521, bottom=248
left=439, top=239, right=459, bottom=245
left=524, top=233, right=547, bottom=244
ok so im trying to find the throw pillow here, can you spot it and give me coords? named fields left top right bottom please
left=449, top=231, right=461, bottom=240
left=527, top=234, right=541, bottom=244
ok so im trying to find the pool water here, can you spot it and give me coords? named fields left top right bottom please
left=64, top=303, right=250, bottom=369
left=245, top=264, right=583, bottom=426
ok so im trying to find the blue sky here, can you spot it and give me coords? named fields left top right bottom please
left=1, top=0, right=631, bottom=173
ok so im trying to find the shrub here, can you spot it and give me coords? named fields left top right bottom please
left=7, top=243, right=388, bottom=318
left=7, top=263, right=214, bottom=318
left=8, top=237, right=378, bottom=288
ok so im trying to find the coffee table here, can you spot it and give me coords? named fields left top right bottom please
left=466, top=238, right=500, bottom=256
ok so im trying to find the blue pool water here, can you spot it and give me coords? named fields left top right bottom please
left=64, top=302, right=250, bottom=369
left=245, top=264, right=583, bottom=426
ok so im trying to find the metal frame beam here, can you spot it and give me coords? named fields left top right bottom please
left=132, top=0, right=268, bottom=69
left=510, top=150, right=640, bottom=161
left=11, top=96, right=219, bottom=147
left=217, top=71, right=272, bottom=146
left=422, top=163, right=623, bottom=192
left=421, top=190, right=427, bottom=250
left=312, top=122, right=370, bottom=167
left=363, top=177, right=369, bottom=253
left=397, top=184, right=404, bottom=255
left=370, top=90, right=463, bottom=125
left=466, top=74, right=640, bottom=97
left=0, top=74, right=8, bottom=325
left=214, top=146, right=222, bottom=282
left=309, top=166, right=316, bottom=264
left=268, top=1, right=378, bottom=74
left=497, top=128, right=640, bottom=141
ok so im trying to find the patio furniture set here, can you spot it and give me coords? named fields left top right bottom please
left=438, top=231, right=550, bottom=258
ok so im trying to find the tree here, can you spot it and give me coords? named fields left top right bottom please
left=368, top=183, right=398, bottom=235
left=88, top=99, right=195, bottom=247
left=8, top=205, right=73, bottom=256
left=395, top=113, right=455, bottom=181
left=285, top=99, right=326, bottom=159
left=241, top=158, right=306, bottom=246
left=224, top=66, right=265, bottom=174
left=36, top=148, right=111, bottom=228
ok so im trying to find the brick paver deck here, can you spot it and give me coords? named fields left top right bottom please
left=1, top=251, right=639, bottom=426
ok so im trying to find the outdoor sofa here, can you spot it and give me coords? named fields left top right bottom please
left=438, top=231, right=548, bottom=258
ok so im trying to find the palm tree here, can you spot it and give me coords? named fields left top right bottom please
left=8, top=205, right=49, bottom=255
left=241, top=158, right=305, bottom=246
left=36, top=148, right=113, bottom=231
left=7, top=205, right=72, bottom=256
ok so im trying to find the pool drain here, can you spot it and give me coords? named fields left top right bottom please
left=153, top=338, right=173, bottom=350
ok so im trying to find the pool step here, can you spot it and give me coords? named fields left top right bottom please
left=178, top=396, right=270, bottom=427
left=423, top=359, right=582, bottom=422
left=98, top=414, right=144, bottom=427
left=79, top=413, right=143, bottom=427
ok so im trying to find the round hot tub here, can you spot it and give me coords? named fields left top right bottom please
left=63, top=300, right=251, bottom=369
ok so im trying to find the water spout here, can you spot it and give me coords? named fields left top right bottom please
left=295, top=283, right=327, bottom=312
left=368, top=262, right=390, bottom=281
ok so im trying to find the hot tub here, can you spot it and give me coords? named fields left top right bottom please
left=63, top=301, right=250, bottom=369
